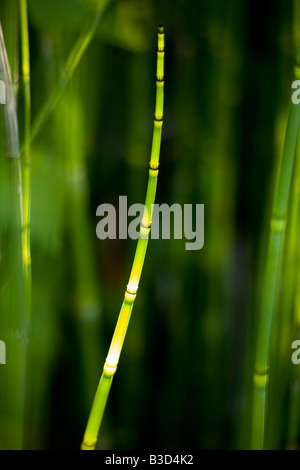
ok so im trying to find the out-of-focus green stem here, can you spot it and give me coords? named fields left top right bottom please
left=251, top=78, right=300, bottom=450
left=0, top=21, right=27, bottom=450
left=19, top=0, right=31, bottom=319
left=286, top=125, right=300, bottom=449
left=31, top=2, right=108, bottom=143
left=56, top=78, right=102, bottom=407
left=3, top=0, right=19, bottom=97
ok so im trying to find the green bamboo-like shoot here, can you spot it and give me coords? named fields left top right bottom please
left=251, top=72, right=300, bottom=449
left=81, top=25, right=165, bottom=450
left=285, top=126, right=300, bottom=449
left=19, top=0, right=31, bottom=319
left=269, top=117, right=300, bottom=448
left=31, top=0, right=108, bottom=143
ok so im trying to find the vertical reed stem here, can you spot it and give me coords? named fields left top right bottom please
left=81, top=25, right=165, bottom=450
left=19, top=0, right=31, bottom=319
left=0, top=20, right=26, bottom=449
left=31, top=1, right=108, bottom=143
left=251, top=76, right=300, bottom=449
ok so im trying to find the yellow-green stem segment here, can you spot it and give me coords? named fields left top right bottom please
left=19, top=0, right=31, bottom=319
left=81, top=25, right=164, bottom=450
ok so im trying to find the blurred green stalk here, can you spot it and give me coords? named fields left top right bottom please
left=251, top=76, right=300, bottom=450
left=268, top=118, right=300, bottom=448
left=2, top=0, right=19, bottom=97
left=57, top=78, right=102, bottom=407
left=19, top=0, right=31, bottom=320
left=285, top=125, right=300, bottom=449
left=31, top=0, right=109, bottom=143
left=0, top=21, right=27, bottom=449
left=199, top=0, right=241, bottom=448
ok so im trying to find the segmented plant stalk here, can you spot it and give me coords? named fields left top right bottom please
left=251, top=73, right=300, bottom=449
left=282, top=0, right=300, bottom=449
left=31, top=1, right=108, bottom=143
left=271, top=115, right=300, bottom=448
left=285, top=125, right=300, bottom=449
left=81, top=25, right=165, bottom=450
left=19, top=0, right=31, bottom=319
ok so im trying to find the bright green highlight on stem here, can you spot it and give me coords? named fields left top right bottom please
left=251, top=74, right=300, bottom=450
left=81, top=25, right=165, bottom=451
left=19, top=0, right=31, bottom=319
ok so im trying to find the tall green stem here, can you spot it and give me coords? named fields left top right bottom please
left=19, top=0, right=31, bottom=319
left=0, top=21, right=26, bottom=450
left=285, top=125, right=300, bottom=449
left=81, top=25, right=165, bottom=450
left=31, top=1, right=108, bottom=143
left=251, top=76, right=300, bottom=449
